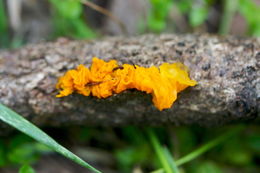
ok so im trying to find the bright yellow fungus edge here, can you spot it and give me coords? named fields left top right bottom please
left=56, top=57, right=197, bottom=111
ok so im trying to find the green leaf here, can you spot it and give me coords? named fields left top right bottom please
left=238, top=0, right=260, bottom=23
left=148, top=129, right=179, bottom=173
left=189, top=6, right=208, bottom=27
left=0, top=103, right=101, bottom=173
left=148, top=0, right=173, bottom=32
left=8, top=143, right=40, bottom=164
left=19, top=164, right=35, bottom=173
left=7, top=141, right=53, bottom=165
left=238, top=0, right=260, bottom=36
left=71, top=19, right=97, bottom=39
left=148, top=18, right=167, bottom=32
left=176, top=0, right=193, bottom=14
left=50, top=0, right=83, bottom=19
left=49, top=0, right=97, bottom=39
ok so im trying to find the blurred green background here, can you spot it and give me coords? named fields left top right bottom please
left=0, top=0, right=260, bottom=49
left=0, top=0, right=259, bottom=173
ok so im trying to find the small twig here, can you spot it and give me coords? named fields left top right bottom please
left=130, top=62, right=137, bottom=69
left=80, top=0, right=127, bottom=34
left=85, top=81, right=103, bottom=87
left=112, top=66, right=124, bottom=72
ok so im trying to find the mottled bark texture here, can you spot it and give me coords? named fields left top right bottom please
left=0, top=34, right=259, bottom=127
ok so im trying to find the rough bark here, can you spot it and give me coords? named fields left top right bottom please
left=0, top=34, right=259, bottom=127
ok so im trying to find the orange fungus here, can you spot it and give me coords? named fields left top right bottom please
left=56, top=57, right=197, bottom=111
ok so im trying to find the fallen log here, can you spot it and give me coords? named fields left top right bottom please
left=0, top=34, right=259, bottom=127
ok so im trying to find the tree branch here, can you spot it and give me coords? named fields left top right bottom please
left=0, top=34, right=259, bottom=127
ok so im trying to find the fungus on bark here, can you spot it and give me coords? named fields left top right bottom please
left=56, top=57, right=197, bottom=110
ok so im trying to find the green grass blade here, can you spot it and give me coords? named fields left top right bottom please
left=163, top=147, right=179, bottom=173
left=219, top=0, right=238, bottom=34
left=0, top=0, right=7, bottom=33
left=0, top=0, right=9, bottom=47
left=148, top=129, right=175, bottom=173
left=151, top=168, right=164, bottom=173
left=176, top=126, right=244, bottom=166
left=0, top=103, right=102, bottom=173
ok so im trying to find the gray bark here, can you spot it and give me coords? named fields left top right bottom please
left=0, top=34, right=259, bottom=127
